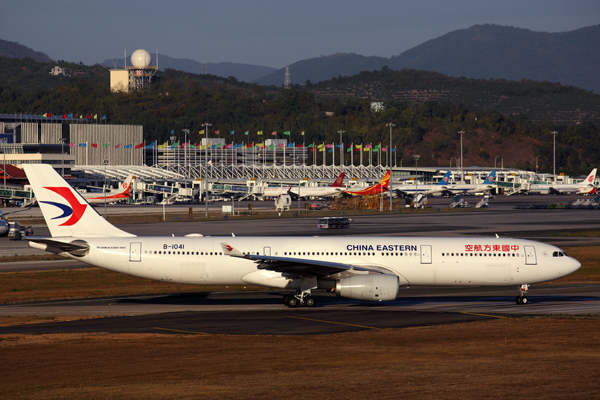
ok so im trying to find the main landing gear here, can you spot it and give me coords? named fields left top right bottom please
left=283, top=291, right=317, bottom=308
left=515, top=284, right=530, bottom=305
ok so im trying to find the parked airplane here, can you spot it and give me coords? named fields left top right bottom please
left=343, top=170, right=390, bottom=196
left=80, top=175, right=135, bottom=204
left=23, top=164, right=580, bottom=307
left=528, top=169, right=597, bottom=195
left=436, top=171, right=498, bottom=196
left=0, top=207, right=31, bottom=235
left=263, top=172, right=346, bottom=199
left=394, top=171, right=452, bottom=198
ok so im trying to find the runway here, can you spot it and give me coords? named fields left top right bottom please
left=1, top=284, right=598, bottom=335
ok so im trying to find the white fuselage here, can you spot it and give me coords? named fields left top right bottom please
left=55, top=236, right=580, bottom=288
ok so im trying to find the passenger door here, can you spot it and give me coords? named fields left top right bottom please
left=130, top=242, right=142, bottom=262
left=420, top=245, right=432, bottom=264
left=524, top=245, right=537, bottom=265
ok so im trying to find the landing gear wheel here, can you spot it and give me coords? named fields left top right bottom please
left=286, top=296, right=299, bottom=308
left=282, top=294, right=293, bottom=305
left=521, top=296, right=528, bottom=305
left=515, top=296, right=521, bottom=305
left=304, top=296, right=316, bottom=307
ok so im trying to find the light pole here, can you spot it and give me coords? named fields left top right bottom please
left=414, top=155, right=420, bottom=201
left=60, top=138, right=65, bottom=177
left=182, top=128, right=189, bottom=175
left=386, top=123, right=395, bottom=211
left=535, top=155, right=541, bottom=173
left=103, top=159, right=109, bottom=219
left=202, top=122, right=212, bottom=217
left=450, top=157, right=458, bottom=169
left=458, top=131, right=465, bottom=183
left=495, top=156, right=499, bottom=169
left=551, top=131, right=558, bottom=182
left=2, top=138, right=6, bottom=188
left=337, top=130, right=344, bottom=167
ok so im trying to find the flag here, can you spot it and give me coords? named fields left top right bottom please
left=68, top=143, right=75, bottom=147
left=215, top=130, right=220, bottom=135
left=364, top=147, right=369, bottom=152
left=326, top=144, right=333, bottom=149
left=283, top=131, right=290, bottom=136
left=257, top=143, right=264, bottom=148
left=355, top=147, right=360, bottom=152
left=317, top=144, right=323, bottom=149
left=162, top=142, right=168, bottom=147
left=199, top=130, right=205, bottom=134
left=335, top=144, right=341, bottom=148
left=298, top=144, right=303, bottom=148
left=189, top=143, right=195, bottom=148
left=158, top=144, right=164, bottom=149
left=103, top=144, right=110, bottom=148
left=355, top=144, right=362, bottom=149
left=365, top=144, right=372, bottom=148
left=92, top=143, right=98, bottom=148
left=311, top=148, right=315, bottom=152
left=347, top=147, right=352, bottom=152
left=62, top=114, right=67, bottom=119
left=278, top=143, right=284, bottom=148
left=230, top=130, right=235, bottom=135
left=319, top=147, right=324, bottom=152
left=43, top=113, right=48, bottom=117
left=146, top=142, right=155, bottom=149
left=257, top=131, right=263, bottom=135
left=244, top=131, right=249, bottom=135
left=171, top=130, right=174, bottom=134
left=271, top=131, right=276, bottom=136
left=125, top=144, right=133, bottom=149
left=136, top=142, right=144, bottom=149
left=288, top=143, right=294, bottom=148
left=115, top=144, right=121, bottom=149
left=67, top=113, right=73, bottom=118
left=269, top=144, right=274, bottom=149
left=382, top=148, right=387, bottom=152
left=102, top=115, right=107, bottom=120
left=87, top=114, right=92, bottom=119
left=301, top=131, right=305, bottom=136
left=94, top=114, right=98, bottom=120
left=79, top=143, right=86, bottom=147
left=392, top=148, right=396, bottom=152
left=308, top=144, right=314, bottom=148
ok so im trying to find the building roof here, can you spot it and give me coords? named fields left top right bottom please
left=0, top=164, right=26, bottom=179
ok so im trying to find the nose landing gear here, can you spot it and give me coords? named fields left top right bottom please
left=515, top=284, right=530, bottom=305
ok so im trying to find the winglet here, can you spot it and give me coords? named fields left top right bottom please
left=220, top=242, right=245, bottom=257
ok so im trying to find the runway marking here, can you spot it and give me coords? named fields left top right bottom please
left=153, top=327, right=209, bottom=335
left=459, top=311, right=509, bottom=319
left=287, top=316, right=380, bottom=330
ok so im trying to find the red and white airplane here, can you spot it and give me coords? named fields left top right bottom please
left=343, top=170, right=390, bottom=196
left=80, top=175, right=135, bottom=204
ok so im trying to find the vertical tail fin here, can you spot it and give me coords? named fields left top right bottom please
left=483, top=171, right=496, bottom=185
left=24, top=164, right=135, bottom=238
left=437, top=171, right=452, bottom=185
left=580, top=168, right=597, bottom=187
left=380, top=170, right=391, bottom=185
left=330, top=172, right=346, bottom=187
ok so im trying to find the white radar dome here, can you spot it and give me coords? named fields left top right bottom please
left=131, top=49, right=152, bottom=68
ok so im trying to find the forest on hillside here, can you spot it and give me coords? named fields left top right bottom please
left=1, top=58, right=599, bottom=176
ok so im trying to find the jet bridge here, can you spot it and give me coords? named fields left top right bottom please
left=0, top=186, right=35, bottom=207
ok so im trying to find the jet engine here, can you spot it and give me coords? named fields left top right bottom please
left=335, top=274, right=399, bottom=301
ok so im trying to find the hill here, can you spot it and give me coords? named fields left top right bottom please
left=389, top=24, right=600, bottom=94
left=307, top=68, right=600, bottom=125
left=255, top=53, right=387, bottom=87
left=100, top=54, right=276, bottom=83
left=255, top=24, right=600, bottom=94
left=0, top=39, right=54, bottom=63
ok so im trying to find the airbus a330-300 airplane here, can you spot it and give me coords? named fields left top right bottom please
left=23, top=164, right=580, bottom=307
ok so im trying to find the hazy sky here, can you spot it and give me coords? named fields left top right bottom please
left=2, top=0, right=599, bottom=68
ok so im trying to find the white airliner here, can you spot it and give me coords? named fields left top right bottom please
left=23, top=164, right=580, bottom=307
left=263, top=172, right=346, bottom=199
left=435, top=171, right=498, bottom=196
left=530, top=168, right=597, bottom=195
left=80, top=175, right=135, bottom=204
left=394, top=171, right=452, bottom=197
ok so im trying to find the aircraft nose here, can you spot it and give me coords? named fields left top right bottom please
left=567, top=257, right=581, bottom=275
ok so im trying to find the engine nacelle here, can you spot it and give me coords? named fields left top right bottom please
left=335, top=274, right=399, bottom=301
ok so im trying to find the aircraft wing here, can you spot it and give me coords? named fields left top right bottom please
left=0, top=206, right=32, bottom=217
left=220, top=242, right=395, bottom=277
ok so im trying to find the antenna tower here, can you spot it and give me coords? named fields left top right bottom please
left=283, top=67, right=291, bottom=89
